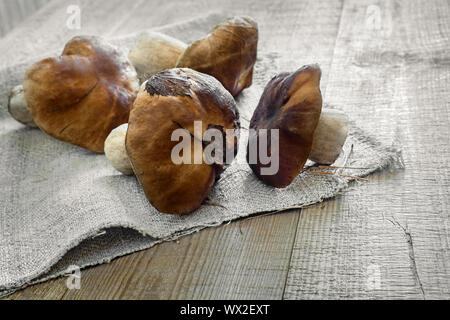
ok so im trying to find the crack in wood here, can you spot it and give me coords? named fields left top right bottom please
left=387, top=217, right=426, bottom=299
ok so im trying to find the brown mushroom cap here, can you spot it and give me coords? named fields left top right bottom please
left=23, top=36, right=139, bottom=153
left=176, top=16, right=258, bottom=97
left=126, top=68, right=239, bottom=215
left=247, top=65, right=323, bottom=188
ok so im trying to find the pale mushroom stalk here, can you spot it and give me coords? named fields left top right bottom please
left=309, top=109, right=349, bottom=165
left=104, top=124, right=134, bottom=175
left=8, top=85, right=37, bottom=127
left=106, top=110, right=350, bottom=175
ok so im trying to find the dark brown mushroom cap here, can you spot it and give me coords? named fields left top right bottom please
left=23, top=36, right=139, bottom=153
left=126, top=68, right=239, bottom=215
left=176, top=16, right=258, bottom=97
left=247, top=64, right=323, bottom=188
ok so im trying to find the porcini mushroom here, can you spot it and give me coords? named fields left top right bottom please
left=8, top=85, right=37, bottom=127
left=176, top=16, right=258, bottom=97
left=126, top=68, right=240, bottom=214
left=104, top=123, right=134, bottom=175
left=23, top=36, right=139, bottom=153
left=128, top=32, right=188, bottom=83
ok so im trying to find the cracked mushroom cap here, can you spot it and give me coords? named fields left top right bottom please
left=247, top=64, right=323, bottom=188
left=23, top=36, right=139, bottom=153
left=176, top=16, right=258, bottom=97
left=126, top=68, right=240, bottom=215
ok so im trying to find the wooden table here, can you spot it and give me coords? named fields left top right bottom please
left=2, top=0, right=449, bottom=300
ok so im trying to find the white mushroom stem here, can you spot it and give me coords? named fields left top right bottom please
left=128, top=32, right=188, bottom=83
left=104, top=124, right=134, bottom=175
left=8, top=85, right=37, bottom=127
left=309, top=109, right=349, bottom=165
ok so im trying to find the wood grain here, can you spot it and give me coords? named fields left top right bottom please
left=58, top=212, right=299, bottom=300
left=284, top=0, right=450, bottom=300
left=5, top=212, right=299, bottom=300
left=3, top=0, right=450, bottom=300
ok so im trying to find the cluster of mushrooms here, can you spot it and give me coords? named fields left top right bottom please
left=8, top=16, right=349, bottom=215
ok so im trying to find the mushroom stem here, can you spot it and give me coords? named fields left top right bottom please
left=309, top=109, right=349, bottom=165
left=8, top=85, right=37, bottom=127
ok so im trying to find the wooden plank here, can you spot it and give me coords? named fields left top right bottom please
left=3, top=0, right=345, bottom=299
left=285, top=0, right=450, bottom=299
left=8, top=0, right=447, bottom=299
left=6, top=212, right=299, bottom=300
left=5, top=277, right=68, bottom=300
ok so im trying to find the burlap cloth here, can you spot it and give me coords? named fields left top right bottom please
left=0, top=13, right=403, bottom=297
